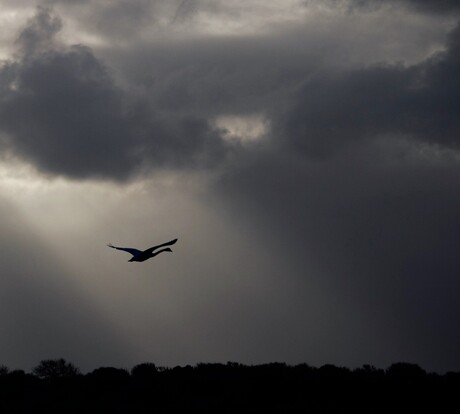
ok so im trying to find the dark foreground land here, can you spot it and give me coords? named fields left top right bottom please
left=0, top=360, right=459, bottom=413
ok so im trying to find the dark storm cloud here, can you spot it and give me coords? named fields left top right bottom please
left=392, top=0, right=460, bottom=13
left=281, top=23, right=460, bottom=156
left=16, top=4, right=62, bottom=56
left=0, top=6, right=228, bottom=180
left=346, top=0, right=460, bottom=13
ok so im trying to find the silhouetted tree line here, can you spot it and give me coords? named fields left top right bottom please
left=0, top=359, right=458, bottom=413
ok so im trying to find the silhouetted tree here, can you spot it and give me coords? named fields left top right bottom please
left=0, top=364, right=9, bottom=375
left=0, top=359, right=459, bottom=413
left=318, top=364, right=351, bottom=379
left=33, top=358, right=80, bottom=380
left=386, top=362, right=426, bottom=379
left=131, top=362, right=158, bottom=380
left=354, top=364, right=385, bottom=379
left=87, top=367, right=130, bottom=386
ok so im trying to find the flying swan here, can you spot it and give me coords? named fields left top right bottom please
left=108, top=238, right=178, bottom=262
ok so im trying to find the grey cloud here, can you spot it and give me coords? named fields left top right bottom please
left=172, top=0, right=198, bottom=24
left=75, top=0, right=157, bottom=40
left=280, top=65, right=414, bottom=156
left=279, top=23, right=460, bottom=157
left=103, top=27, right=371, bottom=124
left=348, top=0, right=460, bottom=13
left=43, top=0, right=460, bottom=51
left=392, top=0, right=460, bottom=13
left=16, top=5, right=62, bottom=56
left=0, top=7, right=228, bottom=181
left=99, top=3, right=451, bottom=129
left=49, top=0, right=185, bottom=40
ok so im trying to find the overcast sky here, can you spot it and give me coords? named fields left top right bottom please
left=0, top=0, right=459, bottom=374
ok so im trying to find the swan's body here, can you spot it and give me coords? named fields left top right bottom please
left=108, top=238, right=178, bottom=262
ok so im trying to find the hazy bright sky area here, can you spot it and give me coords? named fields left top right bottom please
left=0, top=0, right=460, bottom=373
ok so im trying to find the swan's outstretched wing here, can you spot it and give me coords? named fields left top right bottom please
left=144, top=238, right=178, bottom=254
left=107, top=244, right=142, bottom=257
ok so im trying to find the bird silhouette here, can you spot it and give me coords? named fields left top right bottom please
left=108, top=239, right=178, bottom=262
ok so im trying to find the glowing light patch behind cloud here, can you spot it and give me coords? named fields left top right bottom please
left=214, top=114, right=269, bottom=144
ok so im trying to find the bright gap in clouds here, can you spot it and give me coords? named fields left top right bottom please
left=214, top=114, right=269, bottom=144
